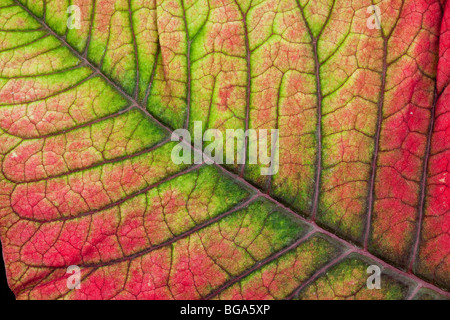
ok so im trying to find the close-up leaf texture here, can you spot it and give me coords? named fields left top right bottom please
left=0, top=0, right=449, bottom=300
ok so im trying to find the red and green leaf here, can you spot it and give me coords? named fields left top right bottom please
left=0, top=0, right=449, bottom=299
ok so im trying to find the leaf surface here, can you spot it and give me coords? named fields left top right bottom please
left=0, top=0, right=449, bottom=299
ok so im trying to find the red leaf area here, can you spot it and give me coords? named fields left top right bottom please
left=0, top=0, right=448, bottom=300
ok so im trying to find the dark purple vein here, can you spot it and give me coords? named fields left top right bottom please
left=363, top=0, right=407, bottom=250
left=204, top=229, right=317, bottom=299
left=3, top=104, right=134, bottom=140
left=285, top=249, right=353, bottom=300
left=26, top=194, right=259, bottom=269
left=180, top=0, right=192, bottom=130
left=0, top=70, right=96, bottom=107
left=128, top=0, right=140, bottom=100
left=82, top=0, right=94, bottom=58
left=407, top=284, right=422, bottom=300
left=363, top=34, right=388, bottom=250
left=408, top=87, right=438, bottom=272
left=15, top=163, right=202, bottom=224
left=235, top=1, right=251, bottom=178
left=144, top=44, right=160, bottom=105
left=295, top=1, right=327, bottom=221
left=4, top=135, right=170, bottom=184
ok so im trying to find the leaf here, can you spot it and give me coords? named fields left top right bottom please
left=0, top=0, right=448, bottom=300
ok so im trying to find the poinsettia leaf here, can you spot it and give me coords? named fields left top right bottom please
left=0, top=0, right=448, bottom=300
